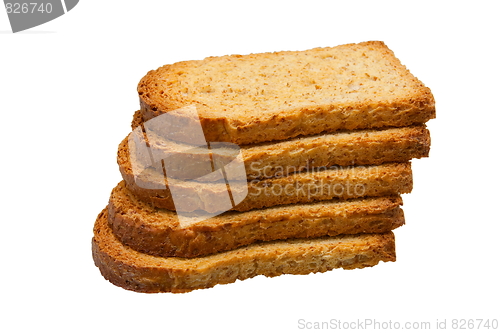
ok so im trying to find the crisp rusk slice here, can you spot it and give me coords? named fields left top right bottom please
left=108, top=181, right=404, bottom=258
left=93, top=208, right=397, bottom=293
left=119, top=133, right=413, bottom=212
left=130, top=109, right=430, bottom=181
left=138, top=41, right=435, bottom=145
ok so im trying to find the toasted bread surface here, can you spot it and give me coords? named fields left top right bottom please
left=129, top=110, right=430, bottom=181
left=138, top=41, right=435, bottom=145
left=93, top=208, right=396, bottom=293
left=119, top=135, right=413, bottom=212
left=107, top=181, right=404, bottom=257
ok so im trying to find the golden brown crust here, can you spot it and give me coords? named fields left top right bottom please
left=138, top=41, right=435, bottom=145
left=107, top=181, right=404, bottom=257
left=119, top=131, right=414, bottom=212
left=93, top=208, right=396, bottom=293
left=129, top=110, right=430, bottom=181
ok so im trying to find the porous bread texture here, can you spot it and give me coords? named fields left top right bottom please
left=119, top=135, right=413, bottom=212
left=108, top=181, right=404, bottom=257
left=93, top=208, right=397, bottom=293
left=117, top=134, right=413, bottom=213
left=130, top=110, right=430, bottom=181
left=138, top=41, right=435, bottom=145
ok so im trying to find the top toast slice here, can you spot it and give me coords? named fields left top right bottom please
left=138, top=41, right=435, bottom=145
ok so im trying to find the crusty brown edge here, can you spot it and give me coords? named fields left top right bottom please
left=93, top=208, right=396, bottom=293
left=119, top=159, right=413, bottom=213
left=108, top=181, right=404, bottom=258
left=130, top=110, right=431, bottom=181
left=119, top=132, right=414, bottom=212
left=139, top=98, right=435, bottom=146
left=138, top=41, right=435, bottom=145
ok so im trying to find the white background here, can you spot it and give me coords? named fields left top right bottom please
left=1, top=1, right=499, bottom=332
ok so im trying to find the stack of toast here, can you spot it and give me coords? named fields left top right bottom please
left=92, top=41, right=435, bottom=293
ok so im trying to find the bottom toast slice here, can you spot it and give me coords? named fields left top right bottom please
left=93, top=208, right=396, bottom=293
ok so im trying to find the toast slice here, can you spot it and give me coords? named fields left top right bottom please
left=120, top=136, right=412, bottom=212
left=120, top=131, right=413, bottom=212
left=108, top=181, right=404, bottom=257
left=130, top=110, right=430, bottom=181
left=93, top=208, right=396, bottom=293
left=138, top=41, right=435, bottom=145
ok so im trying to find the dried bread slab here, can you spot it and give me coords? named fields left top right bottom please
left=120, top=134, right=413, bottom=212
left=130, top=110, right=430, bottom=181
left=108, top=181, right=404, bottom=257
left=93, top=208, right=397, bottom=293
left=138, top=41, right=435, bottom=145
